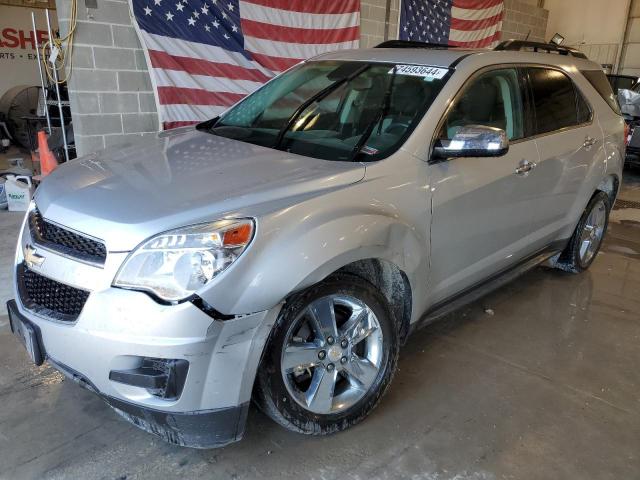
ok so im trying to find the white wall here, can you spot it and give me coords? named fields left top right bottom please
left=0, top=6, right=58, bottom=99
left=545, top=0, right=629, bottom=67
left=546, top=0, right=627, bottom=45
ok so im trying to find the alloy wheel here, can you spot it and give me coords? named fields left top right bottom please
left=578, top=198, right=607, bottom=266
left=280, top=294, right=384, bottom=415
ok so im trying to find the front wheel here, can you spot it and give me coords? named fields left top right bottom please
left=557, top=191, right=610, bottom=273
left=255, top=273, right=399, bottom=435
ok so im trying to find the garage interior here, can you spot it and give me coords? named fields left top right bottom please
left=1, top=0, right=639, bottom=478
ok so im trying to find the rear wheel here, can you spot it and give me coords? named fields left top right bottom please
left=255, top=273, right=399, bottom=434
left=556, top=191, right=610, bottom=273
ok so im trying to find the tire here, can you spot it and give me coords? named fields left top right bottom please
left=254, top=273, right=399, bottom=435
left=556, top=191, right=610, bottom=274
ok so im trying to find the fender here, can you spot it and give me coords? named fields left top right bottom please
left=199, top=202, right=427, bottom=315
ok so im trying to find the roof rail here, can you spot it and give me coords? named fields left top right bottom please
left=375, top=40, right=450, bottom=50
left=494, top=40, right=588, bottom=59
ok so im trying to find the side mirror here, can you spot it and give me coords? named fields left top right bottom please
left=432, top=125, right=509, bottom=161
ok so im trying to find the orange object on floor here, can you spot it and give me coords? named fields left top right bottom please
left=37, top=130, right=58, bottom=177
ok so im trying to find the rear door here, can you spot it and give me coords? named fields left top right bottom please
left=525, top=67, right=604, bottom=249
left=427, top=67, right=541, bottom=304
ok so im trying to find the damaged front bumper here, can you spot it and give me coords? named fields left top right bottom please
left=47, top=353, right=250, bottom=449
left=7, top=292, right=280, bottom=448
left=10, top=208, right=282, bottom=448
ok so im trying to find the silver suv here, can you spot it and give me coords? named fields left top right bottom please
left=8, top=43, right=624, bottom=448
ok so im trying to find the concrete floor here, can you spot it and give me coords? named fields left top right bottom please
left=1, top=172, right=639, bottom=480
left=0, top=146, right=35, bottom=316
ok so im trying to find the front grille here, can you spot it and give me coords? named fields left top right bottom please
left=29, top=208, right=107, bottom=265
left=17, top=264, right=90, bottom=322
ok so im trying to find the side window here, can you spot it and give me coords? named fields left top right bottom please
left=576, top=88, right=592, bottom=124
left=440, top=68, right=525, bottom=141
left=528, top=68, right=585, bottom=135
left=581, top=69, right=622, bottom=115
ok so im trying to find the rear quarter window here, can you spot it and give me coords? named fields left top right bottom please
left=528, top=68, right=586, bottom=135
left=576, top=88, right=592, bottom=124
left=581, top=70, right=622, bottom=115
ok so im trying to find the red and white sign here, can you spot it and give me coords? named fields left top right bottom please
left=0, top=6, right=57, bottom=98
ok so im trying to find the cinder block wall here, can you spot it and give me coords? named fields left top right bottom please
left=500, top=0, right=549, bottom=43
left=55, top=0, right=159, bottom=155
left=360, top=0, right=400, bottom=48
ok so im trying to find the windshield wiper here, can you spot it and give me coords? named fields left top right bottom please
left=196, top=116, right=220, bottom=132
left=349, top=66, right=397, bottom=162
left=273, top=64, right=371, bottom=150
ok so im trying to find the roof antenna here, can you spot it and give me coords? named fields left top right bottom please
left=524, top=30, right=531, bottom=41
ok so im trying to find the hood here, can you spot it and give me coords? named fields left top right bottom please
left=35, top=128, right=365, bottom=251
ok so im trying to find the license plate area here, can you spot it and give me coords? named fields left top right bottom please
left=7, top=300, right=45, bottom=366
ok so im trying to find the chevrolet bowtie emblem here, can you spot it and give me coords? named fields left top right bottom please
left=24, top=244, right=45, bottom=268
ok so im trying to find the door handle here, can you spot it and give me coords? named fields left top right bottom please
left=583, top=136, right=597, bottom=149
left=515, top=160, right=536, bottom=176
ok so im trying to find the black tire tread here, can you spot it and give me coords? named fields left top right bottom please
left=254, top=272, right=399, bottom=435
left=556, top=191, right=610, bottom=274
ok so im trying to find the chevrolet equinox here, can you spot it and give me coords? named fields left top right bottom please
left=7, top=41, right=624, bottom=448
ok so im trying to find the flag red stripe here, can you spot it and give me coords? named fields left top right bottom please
left=148, top=50, right=271, bottom=83
left=157, top=86, right=246, bottom=106
left=241, top=19, right=359, bottom=44
left=241, top=0, right=360, bottom=14
left=164, top=121, right=198, bottom=129
left=448, top=30, right=502, bottom=48
left=246, top=51, right=303, bottom=72
left=450, top=13, right=503, bottom=31
left=452, top=0, right=503, bottom=9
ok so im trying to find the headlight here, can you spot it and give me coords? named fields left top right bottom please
left=114, top=219, right=254, bottom=302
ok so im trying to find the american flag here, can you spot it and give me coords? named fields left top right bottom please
left=131, top=0, right=361, bottom=129
left=399, top=0, right=504, bottom=48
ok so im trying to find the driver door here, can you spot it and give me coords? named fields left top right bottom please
left=427, top=67, right=541, bottom=305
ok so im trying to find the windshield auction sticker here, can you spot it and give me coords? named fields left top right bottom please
left=391, top=65, right=448, bottom=79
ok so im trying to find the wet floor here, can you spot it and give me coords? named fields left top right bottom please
left=1, top=171, right=639, bottom=479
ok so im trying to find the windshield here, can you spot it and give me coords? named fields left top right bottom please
left=202, top=61, right=450, bottom=161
